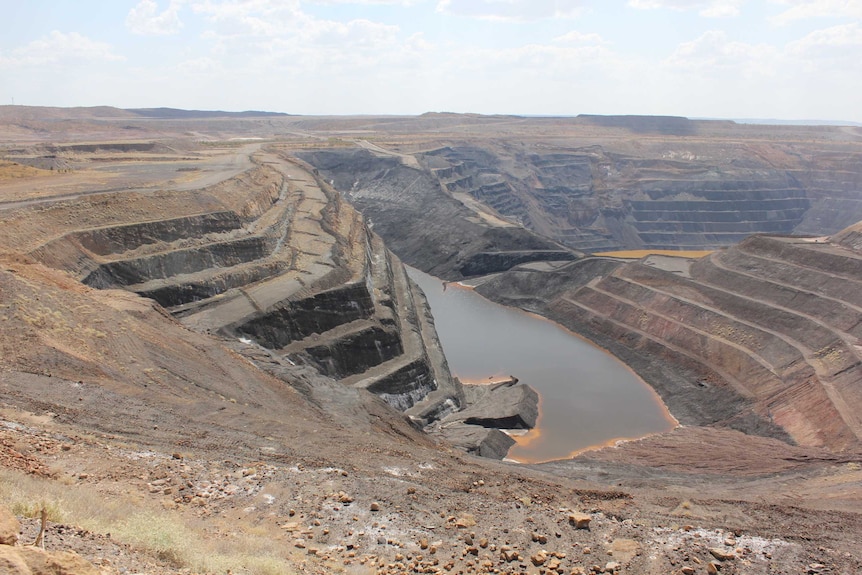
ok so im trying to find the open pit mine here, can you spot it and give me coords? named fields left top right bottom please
left=1, top=107, right=861, bottom=575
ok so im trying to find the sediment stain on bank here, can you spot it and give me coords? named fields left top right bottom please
left=408, top=267, right=675, bottom=462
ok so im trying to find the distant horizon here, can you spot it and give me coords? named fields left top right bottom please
left=2, top=2, right=861, bottom=123
left=3, top=103, right=861, bottom=129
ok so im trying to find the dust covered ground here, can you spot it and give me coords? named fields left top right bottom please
left=0, top=109, right=860, bottom=574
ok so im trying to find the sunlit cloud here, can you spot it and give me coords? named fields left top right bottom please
left=0, top=31, right=124, bottom=69
left=126, top=0, right=184, bottom=35
left=770, top=0, right=862, bottom=24
left=628, top=0, right=745, bottom=17
left=436, top=0, right=585, bottom=21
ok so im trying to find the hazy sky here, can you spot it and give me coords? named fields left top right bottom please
left=1, top=1, right=860, bottom=121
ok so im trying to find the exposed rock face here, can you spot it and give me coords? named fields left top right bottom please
left=410, top=143, right=825, bottom=252
left=297, top=149, right=574, bottom=280
left=25, top=149, right=463, bottom=422
left=478, top=231, right=862, bottom=451
left=15, top=146, right=535, bottom=458
left=301, top=126, right=861, bottom=258
left=444, top=380, right=539, bottom=430
left=434, top=422, right=516, bottom=460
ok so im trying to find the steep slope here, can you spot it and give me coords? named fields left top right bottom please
left=297, top=148, right=577, bottom=280
left=2, top=250, right=862, bottom=575
left=3, top=145, right=539, bottom=456
left=1, top=108, right=862, bottom=575
left=478, top=231, right=862, bottom=452
left=411, top=137, right=862, bottom=253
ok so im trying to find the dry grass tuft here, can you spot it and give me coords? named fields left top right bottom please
left=0, top=161, right=53, bottom=180
left=0, top=468, right=298, bottom=574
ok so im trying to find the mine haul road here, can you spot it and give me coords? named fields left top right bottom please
left=0, top=143, right=260, bottom=211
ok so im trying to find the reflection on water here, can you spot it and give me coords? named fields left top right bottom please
left=407, top=267, right=675, bottom=463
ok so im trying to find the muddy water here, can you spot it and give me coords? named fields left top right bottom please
left=408, top=267, right=675, bottom=463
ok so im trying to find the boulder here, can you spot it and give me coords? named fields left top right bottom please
left=444, top=380, right=539, bottom=430
left=17, top=547, right=101, bottom=575
left=569, top=512, right=592, bottom=530
left=0, top=546, right=31, bottom=575
left=0, top=546, right=101, bottom=575
left=0, top=506, right=20, bottom=546
left=437, top=423, right=515, bottom=459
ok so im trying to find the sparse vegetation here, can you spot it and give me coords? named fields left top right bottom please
left=0, top=469, right=297, bottom=574
left=0, top=160, right=53, bottom=180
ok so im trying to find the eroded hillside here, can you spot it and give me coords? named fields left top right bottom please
left=474, top=231, right=862, bottom=454
left=1, top=141, right=542, bottom=458
left=301, top=116, right=862, bottom=259
left=1, top=107, right=861, bottom=575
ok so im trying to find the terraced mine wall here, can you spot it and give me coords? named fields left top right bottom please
left=297, top=149, right=574, bottom=280
left=478, top=232, right=862, bottom=451
left=400, top=140, right=861, bottom=254
left=233, top=282, right=376, bottom=348
left=23, top=150, right=535, bottom=458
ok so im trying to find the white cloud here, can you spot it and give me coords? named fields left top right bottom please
left=553, top=31, right=608, bottom=44
left=189, top=0, right=414, bottom=78
left=770, top=0, right=862, bottom=24
left=628, top=0, right=744, bottom=17
left=665, top=30, right=779, bottom=77
left=306, top=0, right=420, bottom=4
left=436, top=0, right=585, bottom=21
left=175, top=56, right=223, bottom=73
left=126, top=0, right=184, bottom=35
left=787, top=22, right=862, bottom=71
left=450, top=39, right=621, bottom=81
left=0, top=31, right=124, bottom=69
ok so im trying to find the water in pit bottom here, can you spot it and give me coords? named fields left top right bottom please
left=407, top=267, right=676, bottom=463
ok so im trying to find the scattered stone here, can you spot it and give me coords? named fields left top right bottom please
left=707, top=561, right=721, bottom=574
left=531, top=550, right=548, bottom=566
left=370, top=502, right=380, bottom=512
left=569, top=512, right=592, bottom=529
left=709, top=547, right=735, bottom=561
left=604, top=561, right=620, bottom=573
left=500, top=547, right=519, bottom=562
left=681, top=567, right=695, bottom=575
left=532, top=532, right=548, bottom=544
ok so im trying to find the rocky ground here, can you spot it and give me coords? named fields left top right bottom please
left=2, top=397, right=862, bottom=575
left=1, top=107, right=861, bottom=574
left=2, top=397, right=861, bottom=575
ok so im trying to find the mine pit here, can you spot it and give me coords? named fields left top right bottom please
left=407, top=267, right=676, bottom=463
